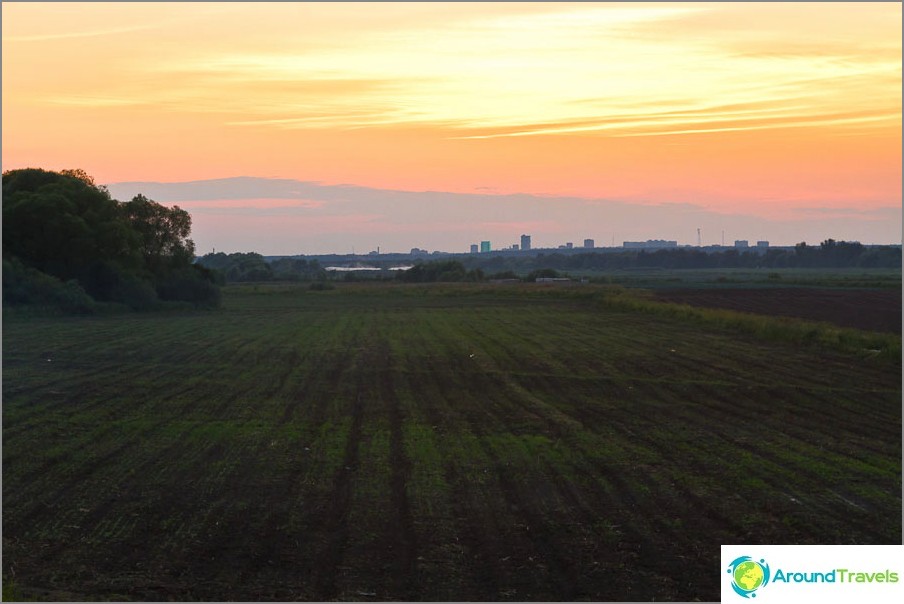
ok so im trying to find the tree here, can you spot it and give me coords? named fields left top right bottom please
left=400, top=259, right=483, bottom=283
left=2, top=168, right=219, bottom=312
left=3, top=168, right=138, bottom=279
left=121, top=194, right=195, bottom=275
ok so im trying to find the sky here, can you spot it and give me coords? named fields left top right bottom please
left=3, top=2, right=901, bottom=254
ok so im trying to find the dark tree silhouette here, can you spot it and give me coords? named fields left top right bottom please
left=2, top=168, right=219, bottom=311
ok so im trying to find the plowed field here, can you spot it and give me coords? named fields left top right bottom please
left=3, top=284, right=901, bottom=601
left=654, top=287, right=901, bottom=333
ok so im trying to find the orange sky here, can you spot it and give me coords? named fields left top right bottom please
left=2, top=2, right=901, bottom=252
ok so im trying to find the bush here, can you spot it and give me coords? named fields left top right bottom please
left=400, top=260, right=485, bottom=283
left=111, top=275, right=160, bottom=310
left=55, top=279, right=98, bottom=314
left=79, top=260, right=160, bottom=310
left=156, top=266, right=221, bottom=308
left=3, top=258, right=96, bottom=314
left=526, top=268, right=561, bottom=281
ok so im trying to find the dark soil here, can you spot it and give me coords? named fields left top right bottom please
left=3, top=285, right=900, bottom=601
left=654, top=287, right=901, bottom=333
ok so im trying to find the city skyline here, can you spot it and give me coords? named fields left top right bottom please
left=3, top=2, right=901, bottom=255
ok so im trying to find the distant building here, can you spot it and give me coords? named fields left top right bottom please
left=470, top=244, right=478, bottom=254
left=623, top=240, right=678, bottom=249
left=735, top=240, right=749, bottom=248
left=521, top=234, right=531, bottom=251
left=756, top=241, right=769, bottom=248
left=584, top=239, right=595, bottom=249
left=480, top=241, right=491, bottom=253
left=512, top=244, right=520, bottom=251
left=566, top=242, right=573, bottom=249
left=410, top=248, right=429, bottom=256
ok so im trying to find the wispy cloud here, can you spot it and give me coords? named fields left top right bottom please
left=4, top=23, right=156, bottom=42
left=16, top=3, right=898, bottom=142
left=45, top=96, right=151, bottom=108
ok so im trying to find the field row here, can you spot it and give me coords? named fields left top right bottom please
left=3, top=284, right=901, bottom=601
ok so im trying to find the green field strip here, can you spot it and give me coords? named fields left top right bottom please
left=2, top=365, right=256, bottom=493
left=416, top=366, right=647, bottom=597
left=378, top=294, right=892, bottom=564
left=507, top=369, right=893, bottom=547
left=3, top=283, right=900, bottom=601
left=393, top=357, right=545, bottom=598
left=308, top=335, right=413, bottom=600
left=610, top=392, right=896, bottom=543
left=377, top=309, right=477, bottom=599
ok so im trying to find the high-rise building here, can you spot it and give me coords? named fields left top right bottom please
left=470, top=244, right=478, bottom=254
left=584, top=239, right=595, bottom=248
left=520, top=234, right=531, bottom=251
left=480, top=241, right=491, bottom=253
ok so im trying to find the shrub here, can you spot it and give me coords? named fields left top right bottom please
left=111, top=275, right=160, bottom=310
left=526, top=268, right=562, bottom=281
left=3, top=258, right=96, bottom=314
left=156, top=266, right=221, bottom=308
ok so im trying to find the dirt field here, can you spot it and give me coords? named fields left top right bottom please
left=3, top=284, right=901, bottom=601
left=654, top=287, right=902, bottom=333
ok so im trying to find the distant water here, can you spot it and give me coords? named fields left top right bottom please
left=325, top=266, right=413, bottom=272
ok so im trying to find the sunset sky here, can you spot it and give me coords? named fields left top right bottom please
left=3, top=2, right=901, bottom=254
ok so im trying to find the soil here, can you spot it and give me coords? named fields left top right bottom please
left=653, top=287, right=901, bottom=333
left=3, top=286, right=900, bottom=601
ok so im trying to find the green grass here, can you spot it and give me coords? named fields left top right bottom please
left=3, top=577, right=26, bottom=602
left=592, top=285, right=901, bottom=361
left=2, top=282, right=900, bottom=601
left=581, top=267, right=902, bottom=289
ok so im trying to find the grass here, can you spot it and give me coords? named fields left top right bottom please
left=2, top=282, right=900, bottom=601
left=3, top=577, right=26, bottom=602
left=593, top=285, right=901, bottom=361
left=582, top=267, right=902, bottom=289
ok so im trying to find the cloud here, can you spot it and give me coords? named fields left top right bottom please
left=4, top=23, right=157, bottom=42
left=105, top=177, right=902, bottom=255
left=790, top=206, right=902, bottom=219
left=176, top=198, right=326, bottom=216
left=72, top=3, right=890, bottom=140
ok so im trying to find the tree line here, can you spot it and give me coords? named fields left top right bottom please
left=201, top=240, right=900, bottom=287
left=457, top=241, right=900, bottom=274
left=3, top=168, right=220, bottom=313
left=196, top=252, right=328, bottom=283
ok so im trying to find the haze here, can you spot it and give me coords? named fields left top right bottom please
left=3, top=2, right=901, bottom=255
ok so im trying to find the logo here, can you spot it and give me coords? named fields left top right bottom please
left=727, top=556, right=771, bottom=598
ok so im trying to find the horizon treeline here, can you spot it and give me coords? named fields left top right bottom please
left=3, top=168, right=220, bottom=313
left=197, top=252, right=328, bottom=283
left=456, top=240, right=901, bottom=275
left=198, top=240, right=901, bottom=285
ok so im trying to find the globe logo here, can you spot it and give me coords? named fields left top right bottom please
left=727, top=556, right=771, bottom=598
